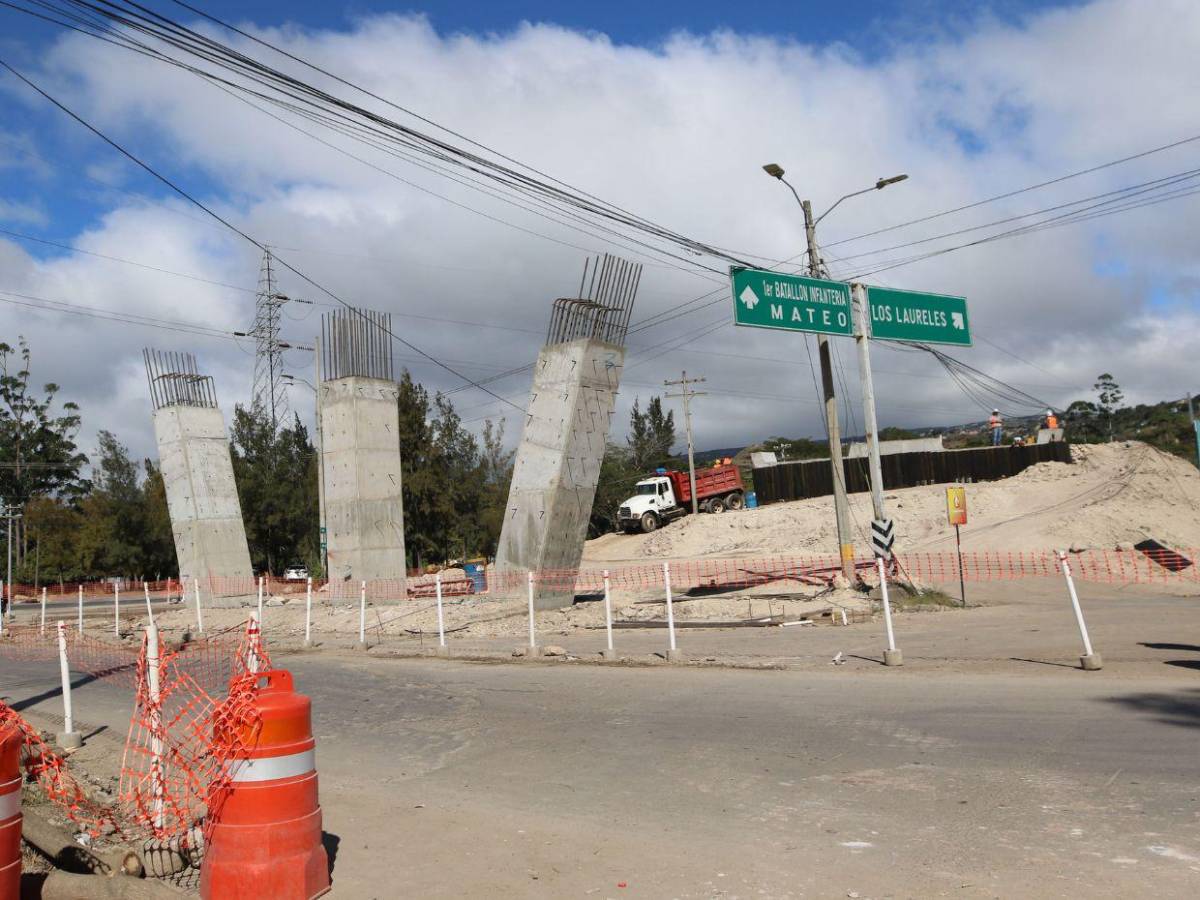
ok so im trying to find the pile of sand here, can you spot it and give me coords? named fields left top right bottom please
left=584, top=441, right=1200, bottom=563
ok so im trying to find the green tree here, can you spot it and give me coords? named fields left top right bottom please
left=229, top=407, right=319, bottom=575
left=1064, top=400, right=1100, bottom=443
left=393, top=371, right=505, bottom=566
left=431, top=393, right=483, bottom=561
left=627, top=396, right=675, bottom=471
left=22, top=496, right=84, bottom=586
left=396, top=371, right=439, bottom=570
left=0, top=337, right=88, bottom=570
left=878, top=426, right=916, bottom=441
left=590, top=442, right=638, bottom=536
left=476, top=419, right=514, bottom=557
left=140, top=459, right=177, bottom=576
left=74, top=431, right=162, bottom=578
left=762, top=436, right=828, bottom=460
left=1094, top=373, right=1124, bottom=442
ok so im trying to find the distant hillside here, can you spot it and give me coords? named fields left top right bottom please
left=692, top=447, right=744, bottom=464
left=727, top=393, right=1200, bottom=464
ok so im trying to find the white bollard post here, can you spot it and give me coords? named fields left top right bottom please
left=145, top=621, right=165, bottom=828
left=357, top=581, right=367, bottom=649
left=663, top=562, right=680, bottom=662
left=193, top=579, right=204, bottom=635
left=77, top=585, right=84, bottom=634
left=877, top=557, right=902, bottom=667
left=143, top=581, right=154, bottom=625
left=40, top=587, right=47, bottom=635
left=526, top=571, right=539, bottom=656
left=304, top=577, right=313, bottom=647
left=246, top=611, right=260, bottom=674
left=257, top=575, right=264, bottom=623
left=114, top=583, right=120, bottom=637
left=56, top=620, right=82, bottom=749
left=601, top=570, right=615, bottom=660
left=434, top=572, right=447, bottom=655
left=1058, top=550, right=1102, bottom=670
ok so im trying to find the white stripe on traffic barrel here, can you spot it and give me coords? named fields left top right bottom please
left=0, top=780, right=20, bottom=821
left=226, top=749, right=316, bottom=784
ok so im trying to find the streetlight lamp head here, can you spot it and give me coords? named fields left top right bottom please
left=875, top=174, right=909, bottom=190
left=762, top=163, right=785, bottom=179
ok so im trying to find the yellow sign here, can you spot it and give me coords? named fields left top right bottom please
left=946, top=486, right=967, bottom=526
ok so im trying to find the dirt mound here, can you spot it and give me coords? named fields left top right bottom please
left=583, top=441, right=1200, bottom=562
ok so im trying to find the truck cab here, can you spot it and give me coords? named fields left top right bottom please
left=617, top=463, right=745, bottom=533
left=618, top=476, right=682, bottom=533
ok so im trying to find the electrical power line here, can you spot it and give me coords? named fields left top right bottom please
left=0, top=55, right=530, bottom=410
left=823, top=128, right=1200, bottom=249
left=1, top=1, right=755, bottom=279
left=0, top=226, right=252, bottom=292
left=835, top=166, right=1200, bottom=268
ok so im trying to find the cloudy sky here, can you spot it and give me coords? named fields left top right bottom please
left=1, top=0, right=1198, bottom=465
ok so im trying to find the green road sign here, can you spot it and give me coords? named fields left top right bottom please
left=866, top=285, right=971, bottom=346
left=731, top=267, right=853, bottom=337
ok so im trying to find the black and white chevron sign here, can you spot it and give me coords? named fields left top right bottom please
left=871, top=518, right=895, bottom=560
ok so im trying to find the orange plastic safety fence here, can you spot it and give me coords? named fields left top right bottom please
left=0, top=621, right=271, bottom=845
left=0, top=702, right=121, bottom=839
left=0, top=626, right=243, bottom=697
left=117, top=631, right=245, bottom=843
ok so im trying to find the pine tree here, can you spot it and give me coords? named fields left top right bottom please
left=627, top=395, right=675, bottom=471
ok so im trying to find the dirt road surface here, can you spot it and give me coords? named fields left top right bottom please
left=6, top=614, right=1200, bottom=899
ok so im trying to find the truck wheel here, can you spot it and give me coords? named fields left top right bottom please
left=640, top=512, right=659, bottom=533
left=708, top=497, right=726, bottom=514
left=726, top=491, right=745, bottom=510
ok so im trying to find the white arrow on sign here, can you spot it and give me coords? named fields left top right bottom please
left=951, top=312, right=965, bottom=330
left=739, top=285, right=760, bottom=310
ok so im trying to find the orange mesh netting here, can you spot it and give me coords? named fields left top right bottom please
left=0, top=702, right=121, bottom=838
left=1, top=620, right=271, bottom=846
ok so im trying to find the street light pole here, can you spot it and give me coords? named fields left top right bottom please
left=763, top=165, right=907, bottom=582
left=853, top=283, right=886, bottom=523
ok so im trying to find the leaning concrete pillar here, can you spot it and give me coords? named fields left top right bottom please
left=144, top=350, right=253, bottom=588
left=496, top=254, right=642, bottom=608
left=318, top=308, right=406, bottom=597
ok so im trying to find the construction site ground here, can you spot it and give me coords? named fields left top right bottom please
left=5, top=440, right=1200, bottom=896
left=586, top=441, right=1200, bottom=561
left=6, top=577, right=1199, bottom=899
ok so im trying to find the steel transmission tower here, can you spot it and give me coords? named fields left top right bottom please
left=250, top=249, right=289, bottom=430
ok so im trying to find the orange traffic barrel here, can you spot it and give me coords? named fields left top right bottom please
left=200, top=670, right=330, bottom=900
left=0, top=722, right=21, bottom=900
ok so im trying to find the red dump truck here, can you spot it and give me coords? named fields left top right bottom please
left=616, top=463, right=746, bottom=533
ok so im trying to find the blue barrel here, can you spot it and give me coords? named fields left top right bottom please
left=746, top=491, right=758, bottom=509
left=462, top=562, right=487, bottom=593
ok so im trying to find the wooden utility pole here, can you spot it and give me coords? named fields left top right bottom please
left=665, top=372, right=707, bottom=515
left=803, top=201, right=855, bottom=581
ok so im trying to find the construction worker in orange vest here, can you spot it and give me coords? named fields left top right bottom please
left=1045, top=408, right=1059, bottom=429
left=989, top=408, right=1002, bottom=446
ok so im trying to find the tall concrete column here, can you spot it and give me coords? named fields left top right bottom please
left=318, top=308, right=406, bottom=597
left=145, top=350, right=252, bottom=588
left=319, top=376, right=405, bottom=592
left=496, top=254, right=642, bottom=609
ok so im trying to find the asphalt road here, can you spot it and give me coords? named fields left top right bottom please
left=4, top=651, right=1200, bottom=898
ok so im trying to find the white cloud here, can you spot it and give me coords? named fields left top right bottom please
left=0, top=198, right=47, bottom=225
left=1, top=0, right=1198, bottom=465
